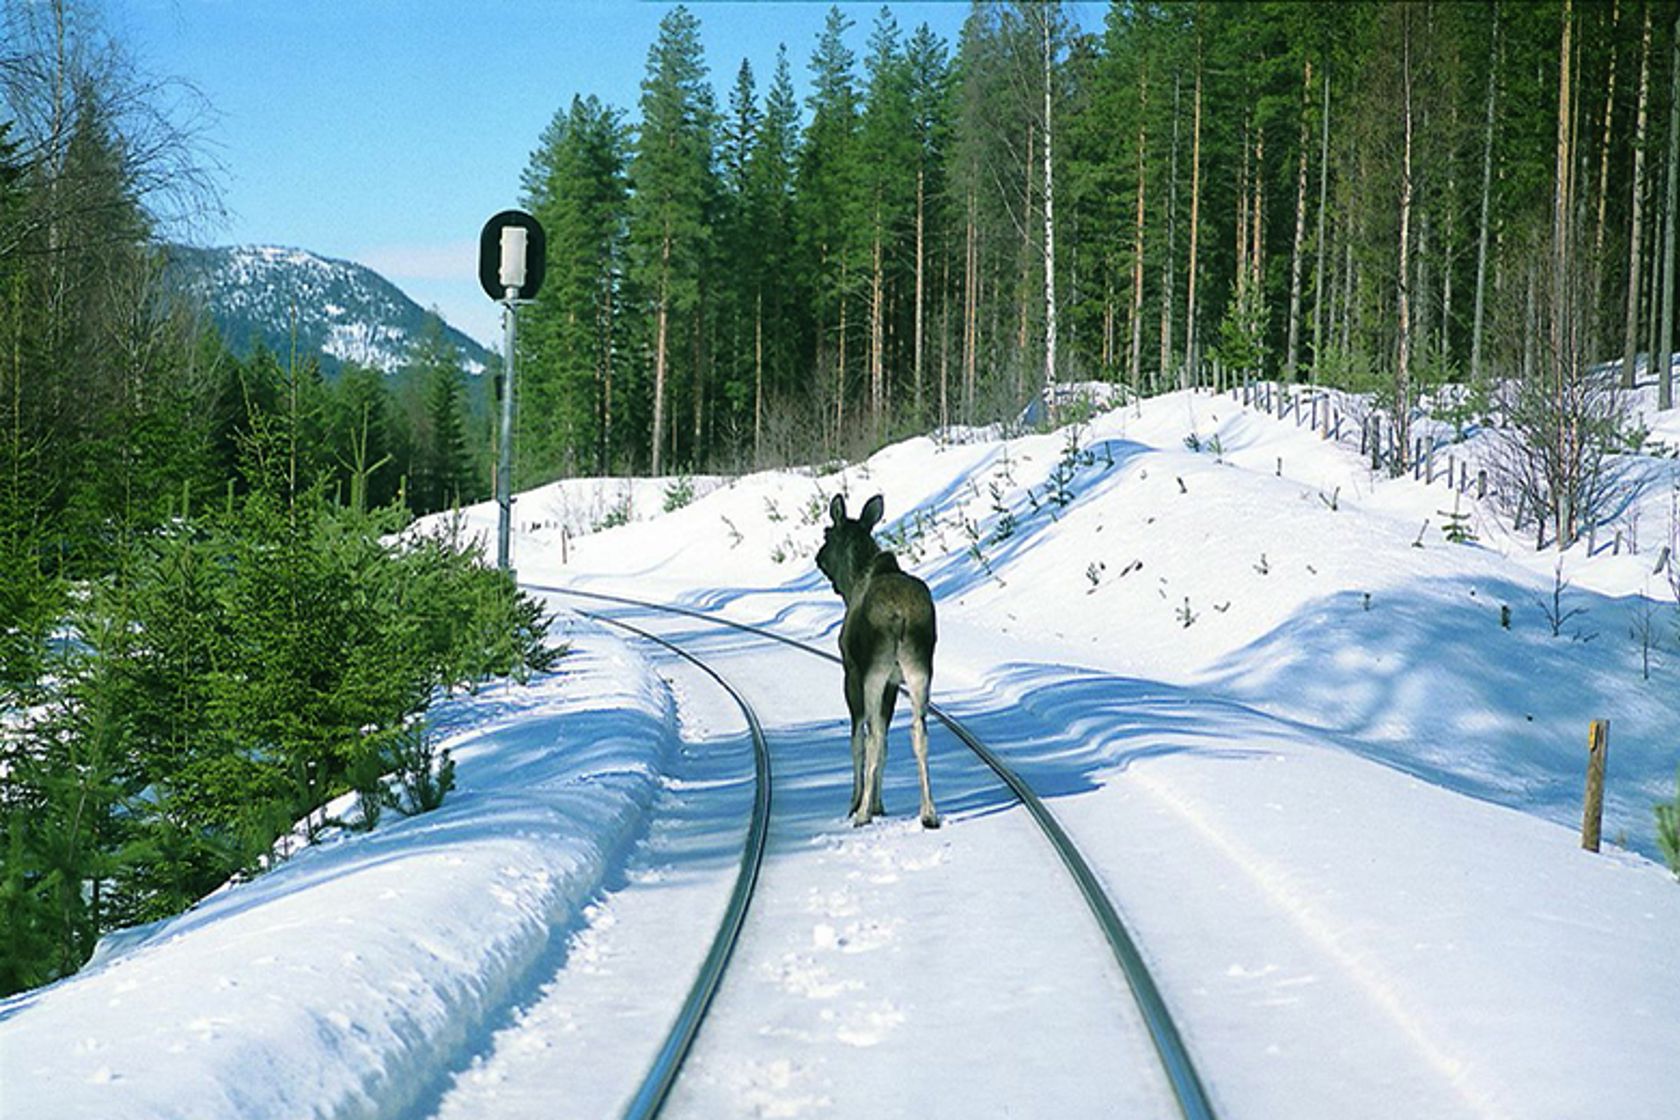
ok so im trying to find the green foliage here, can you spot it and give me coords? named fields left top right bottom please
left=663, top=475, right=696, bottom=511
left=1440, top=498, right=1477, bottom=545
left=1658, top=767, right=1680, bottom=879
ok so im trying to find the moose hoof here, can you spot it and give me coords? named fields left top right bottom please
left=850, top=811, right=873, bottom=828
left=920, top=812, right=942, bottom=830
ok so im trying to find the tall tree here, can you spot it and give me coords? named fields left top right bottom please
left=1662, top=2, right=1680, bottom=411
left=1624, top=1, right=1653, bottom=389
left=629, top=4, right=715, bottom=475
left=744, top=46, right=800, bottom=460
left=521, top=95, right=631, bottom=476
left=906, top=24, right=950, bottom=426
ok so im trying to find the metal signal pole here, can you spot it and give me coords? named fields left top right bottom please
left=497, top=285, right=518, bottom=572
left=478, top=211, right=545, bottom=576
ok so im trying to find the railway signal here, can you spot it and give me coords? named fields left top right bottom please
left=479, top=209, right=546, bottom=574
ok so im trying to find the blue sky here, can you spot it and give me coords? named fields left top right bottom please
left=113, top=1, right=1103, bottom=347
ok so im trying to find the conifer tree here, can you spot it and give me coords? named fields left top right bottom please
left=799, top=6, right=863, bottom=439
left=630, top=4, right=716, bottom=474
left=521, top=95, right=631, bottom=476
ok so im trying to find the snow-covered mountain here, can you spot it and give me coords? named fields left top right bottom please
left=165, top=243, right=491, bottom=376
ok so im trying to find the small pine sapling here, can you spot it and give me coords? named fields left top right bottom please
left=389, top=720, right=456, bottom=817
left=1440, top=496, right=1477, bottom=544
left=663, top=475, right=696, bottom=511
left=1657, top=767, right=1680, bottom=878
left=1085, top=561, right=1105, bottom=592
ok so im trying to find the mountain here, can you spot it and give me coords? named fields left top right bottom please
left=164, top=244, right=491, bottom=376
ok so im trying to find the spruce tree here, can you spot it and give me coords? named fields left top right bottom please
left=630, top=4, right=716, bottom=474
left=521, top=96, right=631, bottom=476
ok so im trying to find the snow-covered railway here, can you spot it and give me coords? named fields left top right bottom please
left=541, top=585, right=1215, bottom=1120
left=568, top=609, right=773, bottom=1119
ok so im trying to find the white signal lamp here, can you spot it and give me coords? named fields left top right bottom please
left=498, top=226, right=528, bottom=291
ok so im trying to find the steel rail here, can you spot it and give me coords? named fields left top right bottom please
left=571, top=608, right=772, bottom=1120
left=536, top=583, right=1217, bottom=1120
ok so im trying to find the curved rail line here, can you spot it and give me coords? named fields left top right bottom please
left=571, top=608, right=772, bottom=1120
left=538, top=584, right=1217, bottom=1120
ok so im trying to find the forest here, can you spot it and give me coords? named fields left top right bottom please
left=0, top=2, right=547, bottom=994
left=518, top=0, right=1658, bottom=557
left=0, top=0, right=1665, bottom=991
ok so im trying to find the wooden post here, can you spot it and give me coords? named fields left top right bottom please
left=1581, top=719, right=1609, bottom=852
left=1477, top=469, right=1488, bottom=500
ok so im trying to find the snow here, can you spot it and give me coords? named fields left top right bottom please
left=6, top=384, right=1680, bottom=1118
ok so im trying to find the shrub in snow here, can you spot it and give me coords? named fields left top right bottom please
left=1657, top=770, right=1680, bottom=878
left=388, top=722, right=456, bottom=817
left=1441, top=498, right=1477, bottom=544
left=662, top=475, right=695, bottom=512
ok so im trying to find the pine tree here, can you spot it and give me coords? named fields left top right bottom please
left=799, top=5, right=863, bottom=441
left=630, top=4, right=716, bottom=475
left=859, top=7, right=915, bottom=432
left=521, top=95, right=631, bottom=476
left=744, top=47, right=801, bottom=460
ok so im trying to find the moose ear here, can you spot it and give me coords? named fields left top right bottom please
left=860, top=494, right=885, bottom=530
left=829, top=493, right=847, bottom=525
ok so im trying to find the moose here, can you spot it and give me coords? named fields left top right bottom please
left=815, top=493, right=941, bottom=829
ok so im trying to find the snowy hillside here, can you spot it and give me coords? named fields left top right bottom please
left=165, top=244, right=492, bottom=376
left=5, top=383, right=1680, bottom=1118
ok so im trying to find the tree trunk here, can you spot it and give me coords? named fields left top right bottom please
left=1551, top=0, right=1576, bottom=547
left=1287, top=59, right=1313, bottom=381
left=837, top=263, right=849, bottom=437
left=1624, top=0, right=1652, bottom=388
left=1162, top=69, right=1181, bottom=389
left=870, top=208, right=884, bottom=430
left=1130, top=65, right=1148, bottom=408
left=650, top=236, right=671, bottom=475
left=1471, top=4, right=1500, bottom=385
left=1042, top=8, right=1059, bottom=413
left=1251, top=125, right=1265, bottom=303
left=1662, top=2, right=1680, bottom=411
left=963, top=187, right=978, bottom=423
left=602, top=279, right=616, bottom=474
left=1396, top=5, right=1415, bottom=475
left=754, top=288, right=764, bottom=462
left=940, top=248, right=950, bottom=431
left=915, top=166, right=926, bottom=419
left=1237, top=120, right=1250, bottom=309
left=692, top=291, right=705, bottom=465
left=1184, top=28, right=1204, bottom=383
left=1312, top=66, right=1330, bottom=380
left=1592, top=0, right=1620, bottom=357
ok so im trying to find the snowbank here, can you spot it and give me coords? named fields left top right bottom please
left=0, top=622, right=677, bottom=1120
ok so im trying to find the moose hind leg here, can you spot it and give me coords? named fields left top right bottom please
left=902, top=660, right=940, bottom=829
left=868, top=674, right=899, bottom=817
left=845, top=667, right=866, bottom=817
left=848, top=716, right=866, bottom=817
left=853, top=667, right=893, bottom=826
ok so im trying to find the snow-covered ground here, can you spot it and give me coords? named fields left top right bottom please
left=5, top=383, right=1680, bottom=1118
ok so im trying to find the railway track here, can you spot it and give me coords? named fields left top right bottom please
left=546, top=585, right=1216, bottom=1120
